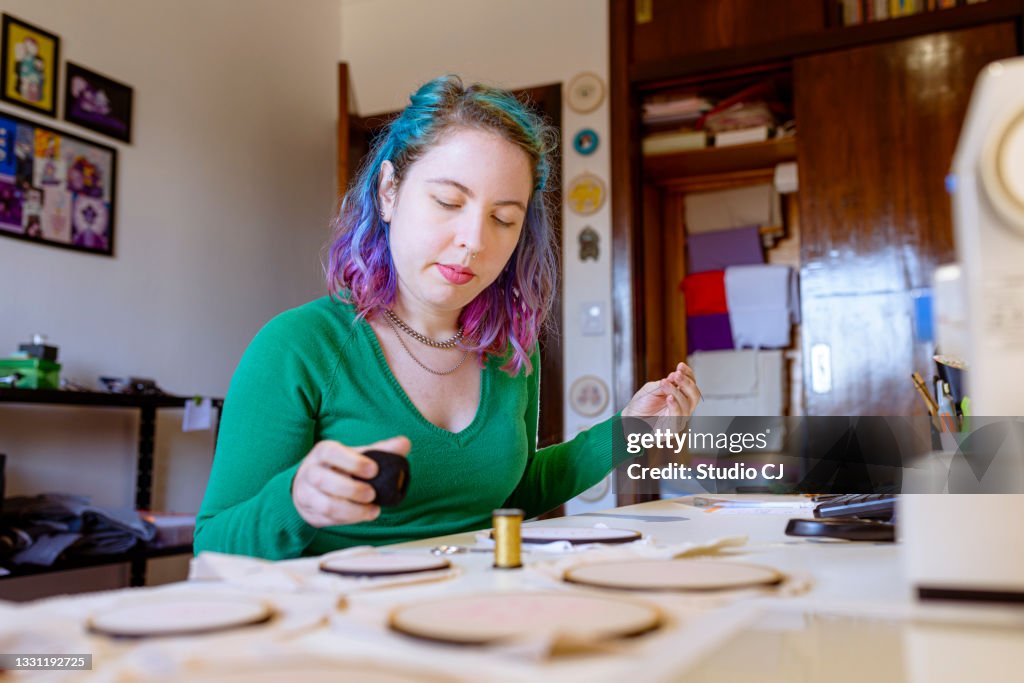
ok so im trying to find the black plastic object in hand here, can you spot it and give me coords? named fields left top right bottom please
left=356, top=450, right=410, bottom=507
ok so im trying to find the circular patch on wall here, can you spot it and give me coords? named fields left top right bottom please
left=566, top=173, right=606, bottom=216
left=573, top=128, right=600, bottom=156
left=566, top=72, right=605, bottom=113
left=569, top=375, right=609, bottom=417
left=578, top=474, right=612, bottom=503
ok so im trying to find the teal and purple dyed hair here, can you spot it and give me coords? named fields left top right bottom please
left=324, top=75, right=558, bottom=376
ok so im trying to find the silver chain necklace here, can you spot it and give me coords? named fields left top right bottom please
left=383, top=309, right=464, bottom=348
left=383, top=312, right=470, bottom=376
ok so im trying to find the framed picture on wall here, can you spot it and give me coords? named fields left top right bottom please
left=64, top=63, right=133, bottom=143
left=0, top=14, right=61, bottom=118
left=0, top=109, right=117, bottom=256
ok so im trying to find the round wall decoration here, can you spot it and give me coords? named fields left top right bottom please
left=573, top=128, right=600, bottom=155
left=567, top=72, right=605, bottom=113
left=567, top=173, right=606, bottom=216
left=569, top=375, right=609, bottom=417
left=578, top=474, right=612, bottom=503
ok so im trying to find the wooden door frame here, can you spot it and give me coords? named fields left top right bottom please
left=610, top=0, right=642, bottom=415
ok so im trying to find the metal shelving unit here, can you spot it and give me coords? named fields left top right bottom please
left=0, top=388, right=222, bottom=585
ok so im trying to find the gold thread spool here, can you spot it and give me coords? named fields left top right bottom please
left=492, top=508, right=523, bottom=569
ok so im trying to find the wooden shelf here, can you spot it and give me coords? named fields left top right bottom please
left=0, top=388, right=222, bottom=409
left=643, top=136, right=796, bottom=182
left=632, top=0, right=1024, bottom=88
left=0, top=544, right=193, bottom=580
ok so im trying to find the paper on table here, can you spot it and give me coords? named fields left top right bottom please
left=577, top=512, right=690, bottom=523
left=305, top=580, right=807, bottom=683
left=527, top=536, right=813, bottom=610
left=0, top=582, right=344, bottom=681
left=2, top=547, right=811, bottom=683
left=690, top=495, right=814, bottom=509
left=526, top=536, right=749, bottom=583
left=700, top=506, right=813, bottom=516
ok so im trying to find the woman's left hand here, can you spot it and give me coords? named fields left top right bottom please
left=621, top=362, right=701, bottom=418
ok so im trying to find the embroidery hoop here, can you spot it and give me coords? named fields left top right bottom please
left=569, top=375, right=610, bottom=416
left=566, top=72, right=605, bottom=113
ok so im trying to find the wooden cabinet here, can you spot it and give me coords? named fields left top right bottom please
left=794, top=22, right=1018, bottom=415
left=631, top=0, right=826, bottom=67
left=610, top=0, right=1023, bottom=417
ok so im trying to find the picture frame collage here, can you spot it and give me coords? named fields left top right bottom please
left=0, top=110, right=117, bottom=254
left=0, top=13, right=131, bottom=256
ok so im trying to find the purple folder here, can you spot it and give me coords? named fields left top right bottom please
left=687, top=314, right=734, bottom=353
left=686, top=225, right=764, bottom=274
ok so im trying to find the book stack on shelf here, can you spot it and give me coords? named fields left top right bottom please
left=701, top=80, right=792, bottom=150
left=642, top=78, right=794, bottom=157
left=641, top=95, right=712, bottom=155
left=704, top=102, right=776, bottom=147
left=835, top=0, right=986, bottom=26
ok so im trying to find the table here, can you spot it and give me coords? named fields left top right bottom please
left=3, top=496, right=1023, bottom=682
left=393, top=496, right=907, bottom=604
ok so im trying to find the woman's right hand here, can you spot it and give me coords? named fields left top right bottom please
left=291, top=436, right=411, bottom=528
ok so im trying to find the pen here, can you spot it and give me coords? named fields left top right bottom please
left=910, top=372, right=939, bottom=417
left=941, top=380, right=961, bottom=431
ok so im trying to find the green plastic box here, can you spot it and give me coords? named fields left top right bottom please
left=0, top=358, right=62, bottom=389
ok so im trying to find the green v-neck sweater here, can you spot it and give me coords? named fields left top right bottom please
left=195, top=296, right=624, bottom=560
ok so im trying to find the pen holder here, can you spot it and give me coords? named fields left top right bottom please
left=933, top=356, right=966, bottom=414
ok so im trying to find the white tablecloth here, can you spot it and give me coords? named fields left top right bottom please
left=3, top=496, right=1022, bottom=682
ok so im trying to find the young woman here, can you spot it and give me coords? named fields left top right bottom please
left=195, top=76, right=701, bottom=560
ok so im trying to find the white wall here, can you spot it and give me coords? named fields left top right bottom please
left=340, top=0, right=616, bottom=513
left=0, top=0, right=341, bottom=597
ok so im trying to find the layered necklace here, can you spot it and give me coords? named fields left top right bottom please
left=383, top=308, right=470, bottom=376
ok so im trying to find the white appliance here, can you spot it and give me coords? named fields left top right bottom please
left=903, top=57, right=1024, bottom=602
